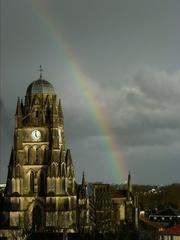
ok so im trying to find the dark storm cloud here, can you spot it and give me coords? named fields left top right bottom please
left=64, top=112, right=98, bottom=141
left=56, top=65, right=180, bottom=182
left=125, top=143, right=180, bottom=185
left=61, top=67, right=180, bottom=183
left=1, top=0, right=180, bottom=184
left=0, top=98, right=14, bottom=180
left=63, top=68, right=180, bottom=146
left=134, top=68, right=180, bottom=103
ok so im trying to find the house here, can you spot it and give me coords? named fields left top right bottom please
left=159, top=223, right=180, bottom=240
left=149, top=207, right=180, bottom=227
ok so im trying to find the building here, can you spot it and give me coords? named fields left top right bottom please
left=0, top=72, right=138, bottom=239
left=159, top=223, right=180, bottom=240
left=0, top=74, right=89, bottom=239
left=89, top=183, right=112, bottom=233
left=139, top=216, right=164, bottom=240
left=88, top=172, right=139, bottom=233
left=149, top=207, right=180, bottom=227
left=111, top=171, right=139, bottom=229
left=77, top=172, right=90, bottom=233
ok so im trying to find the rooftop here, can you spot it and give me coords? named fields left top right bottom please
left=160, top=224, right=180, bottom=235
left=26, top=79, right=55, bottom=95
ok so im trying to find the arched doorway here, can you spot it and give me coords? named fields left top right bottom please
left=32, top=205, right=43, bottom=231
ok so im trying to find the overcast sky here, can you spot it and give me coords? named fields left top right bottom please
left=1, top=0, right=180, bottom=185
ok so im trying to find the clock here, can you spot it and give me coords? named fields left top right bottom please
left=31, top=130, right=41, bottom=141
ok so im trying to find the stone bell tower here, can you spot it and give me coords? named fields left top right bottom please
left=5, top=70, right=77, bottom=232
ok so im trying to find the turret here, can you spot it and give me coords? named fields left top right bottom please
left=15, top=98, right=23, bottom=127
left=82, top=172, right=85, bottom=185
left=58, top=99, right=64, bottom=125
left=127, top=171, right=132, bottom=202
left=16, top=98, right=22, bottom=115
left=78, top=172, right=88, bottom=200
left=127, top=171, right=132, bottom=193
left=66, top=149, right=74, bottom=177
left=21, top=99, right=24, bottom=114
left=77, top=172, right=89, bottom=232
left=66, top=149, right=72, bottom=165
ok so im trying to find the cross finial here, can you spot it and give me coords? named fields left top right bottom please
left=38, top=65, right=43, bottom=79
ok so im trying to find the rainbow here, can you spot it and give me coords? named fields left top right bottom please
left=31, top=1, right=128, bottom=183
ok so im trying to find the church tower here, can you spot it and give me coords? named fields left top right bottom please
left=77, top=172, right=89, bottom=232
left=5, top=72, right=77, bottom=232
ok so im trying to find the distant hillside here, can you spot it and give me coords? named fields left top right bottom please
left=133, top=183, right=180, bottom=210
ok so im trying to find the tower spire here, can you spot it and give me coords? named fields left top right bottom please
left=15, top=97, right=22, bottom=115
left=58, top=99, right=64, bottom=125
left=82, top=171, right=87, bottom=187
left=127, top=171, right=132, bottom=193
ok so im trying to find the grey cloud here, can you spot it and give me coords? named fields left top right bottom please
left=134, top=68, right=180, bottom=103
left=125, top=143, right=180, bottom=185
left=63, top=68, right=180, bottom=149
left=2, top=0, right=180, bottom=184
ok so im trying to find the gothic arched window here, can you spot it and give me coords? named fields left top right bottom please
left=35, top=110, right=39, bottom=118
left=62, top=179, right=66, bottom=193
left=43, top=148, right=48, bottom=163
left=44, top=148, right=46, bottom=163
left=64, top=198, right=69, bottom=211
left=61, top=163, right=66, bottom=177
left=36, top=147, right=40, bottom=163
left=16, top=165, right=20, bottom=177
left=30, top=171, right=35, bottom=193
left=51, top=164, right=56, bottom=177
left=28, top=148, right=30, bottom=161
left=26, top=147, right=30, bottom=163
left=39, top=171, right=46, bottom=195
left=29, top=147, right=34, bottom=164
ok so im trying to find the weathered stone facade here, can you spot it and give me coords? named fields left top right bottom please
left=89, top=172, right=139, bottom=233
left=0, top=77, right=82, bottom=237
left=0, top=76, right=138, bottom=239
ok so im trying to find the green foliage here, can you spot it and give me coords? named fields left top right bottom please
left=133, top=183, right=180, bottom=210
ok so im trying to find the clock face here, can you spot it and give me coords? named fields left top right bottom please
left=31, top=130, right=41, bottom=141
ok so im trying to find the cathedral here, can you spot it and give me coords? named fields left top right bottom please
left=0, top=72, right=138, bottom=239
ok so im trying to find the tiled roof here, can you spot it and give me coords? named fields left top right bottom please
left=160, top=224, right=180, bottom=235
left=140, top=216, right=163, bottom=229
left=110, top=186, right=127, bottom=198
